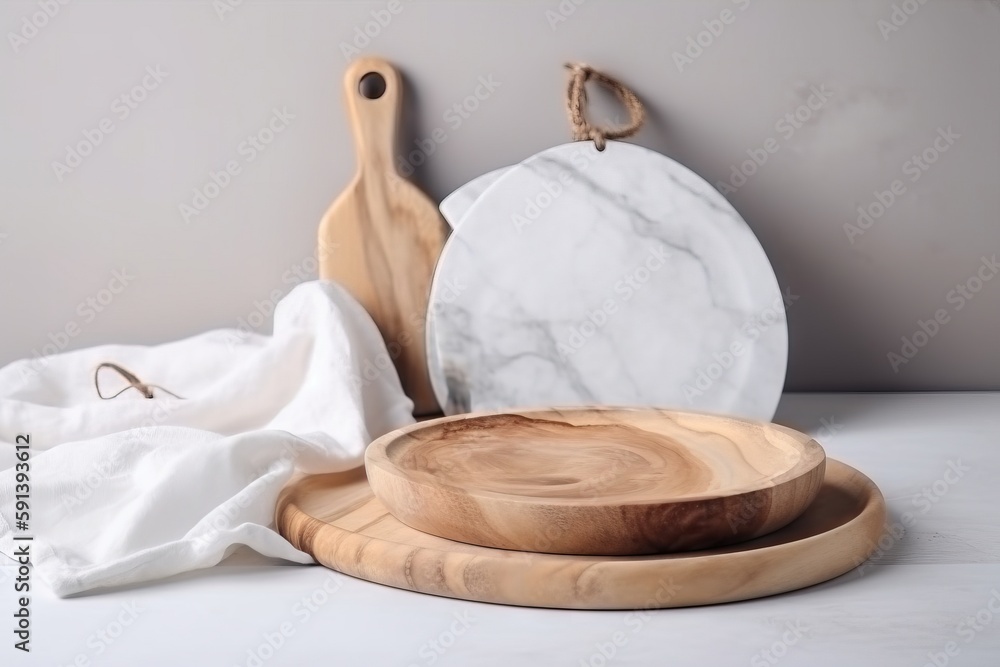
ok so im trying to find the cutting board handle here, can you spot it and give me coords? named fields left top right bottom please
left=343, top=57, right=402, bottom=175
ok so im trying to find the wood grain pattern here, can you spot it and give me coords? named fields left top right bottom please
left=365, top=408, right=826, bottom=555
left=318, top=57, right=446, bottom=415
left=277, top=458, right=885, bottom=609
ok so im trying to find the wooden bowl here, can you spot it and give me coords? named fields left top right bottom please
left=365, top=408, right=826, bottom=555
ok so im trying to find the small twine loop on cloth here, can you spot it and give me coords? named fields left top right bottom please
left=94, top=362, right=183, bottom=400
left=565, top=62, right=645, bottom=151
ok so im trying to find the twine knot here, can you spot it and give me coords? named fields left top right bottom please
left=565, top=63, right=645, bottom=151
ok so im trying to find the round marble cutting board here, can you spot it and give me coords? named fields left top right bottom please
left=438, top=166, right=508, bottom=228
left=426, top=141, right=788, bottom=419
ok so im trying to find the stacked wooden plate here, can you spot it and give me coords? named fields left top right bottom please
left=278, top=408, right=886, bottom=609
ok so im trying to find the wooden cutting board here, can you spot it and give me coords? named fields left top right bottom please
left=277, top=458, right=885, bottom=609
left=319, top=57, right=446, bottom=415
left=365, top=408, right=826, bottom=555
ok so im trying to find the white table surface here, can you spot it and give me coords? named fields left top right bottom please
left=4, top=393, right=999, bottom=667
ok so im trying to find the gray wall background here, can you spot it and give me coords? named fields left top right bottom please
left=0, top=0, right=997, bottom=391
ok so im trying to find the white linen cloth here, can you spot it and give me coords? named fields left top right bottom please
left=0, top=280, right=414, bottom=596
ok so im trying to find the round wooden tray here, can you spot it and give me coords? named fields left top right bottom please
left=364, top=408, right=826, bottom=555
left=277, top=458, right=885, bottom=610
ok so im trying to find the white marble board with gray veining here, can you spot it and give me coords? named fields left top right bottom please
left=426, top=141, right=788, bottom=420
left=439, top=166, right=508, bottom=228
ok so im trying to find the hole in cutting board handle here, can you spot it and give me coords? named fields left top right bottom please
left=359, top=72, right=386, bottom=99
